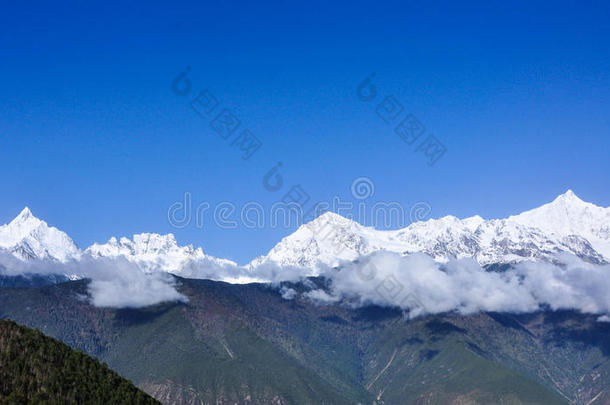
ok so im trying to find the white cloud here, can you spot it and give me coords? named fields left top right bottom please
left=84, top=257, right=188, bottom=308
left=304, top=289, right=341, bottom=304
left=3, top=247, right=610, bottom=319
left=301, top=251, right=610, bottom=319
left=0, top=253, right=187, bottom=308
left=280, top=286, right=297, bottom=300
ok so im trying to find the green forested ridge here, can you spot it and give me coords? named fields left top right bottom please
left=0, top=318, right=159, bottom=405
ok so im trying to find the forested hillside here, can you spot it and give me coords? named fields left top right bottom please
left=0, top=318, right=159, bottom=404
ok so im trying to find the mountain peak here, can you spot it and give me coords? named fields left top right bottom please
left=5, top=207, right=43, bottom=234
left=552, top=189, right=584, bottom=204
left=305, top=211, right=356, bottom=229
left=11, top=207, right=37, bottom=225
left=0, top=207, right=80, bottom=262
left=19, top=206, right=33, bottom=217
left=507, top=189, right=610, bottom=259
left=314, top=211, right=349, bottom=221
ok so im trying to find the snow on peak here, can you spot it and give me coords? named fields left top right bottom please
left=4, top=190, right=609, bottom=277
left=462, top=215, right=485, bottom=231
left=553, top=189, right=581, bottom=202
left=85, top=232, right=235, bottom=273
left=1, top=206, right=237, bottom=275
left=88, top=232, right=193, bottom=258
left=312, top=211, right=353, bottom=223
left=509, top=191, right=610, bottom=258
left=0, top=207, right=80, bottom=262
left=253, top=191, right=610, bottom=270
left=2, top=207, right=44, bottom=246
left=14, top=206, right=34, bottom=222
left=248, top=211, right=373, bottom=271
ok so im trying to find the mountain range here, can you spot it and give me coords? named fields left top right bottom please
left=1, top=190, right=610, bottom=404
left=1, top=190, right=608, bottom=276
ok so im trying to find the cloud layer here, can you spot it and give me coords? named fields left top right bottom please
left=305, top=251, right=610, bottom=319
left=0, top=253, right=187, bottom=308
left=2, top=248, right=610, bottom=318
left=183, top=251, right=610, bottom=320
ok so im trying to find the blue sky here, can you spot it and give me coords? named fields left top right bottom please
left=1, top=0, right=609, bottom=264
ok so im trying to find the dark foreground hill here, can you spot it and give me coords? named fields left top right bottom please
left=0, top=318, right=159, bottom=404
left=2, top=277, right=608, bottom=404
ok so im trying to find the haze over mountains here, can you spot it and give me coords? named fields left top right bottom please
left=1, top=190, right=608, bottom=273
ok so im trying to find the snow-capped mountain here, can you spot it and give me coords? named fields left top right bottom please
left=250, top=190, right=610, bottom=270
left=86, top=233, right=236, bottom=273
left=0, top=209, right=234, bottom=274
left=0, top=208, right=80, bottom=262
left=3, top=190, right=609, bottom=276
left=508, top=190, right=610, bottom=259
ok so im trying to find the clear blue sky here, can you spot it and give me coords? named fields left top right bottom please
left=1, top=0, right=609, bottom=264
